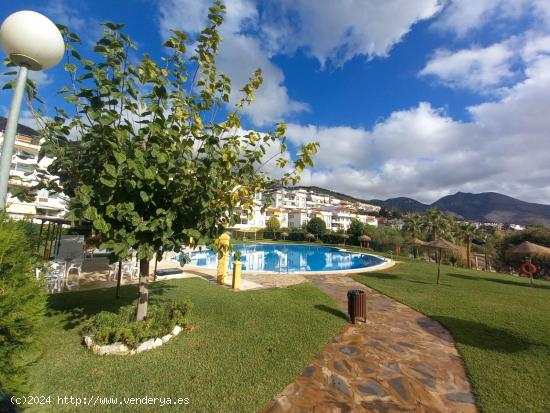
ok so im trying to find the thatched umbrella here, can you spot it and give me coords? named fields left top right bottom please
left=339, top=233, right=349, bottom=245
left=508, top=241, right=550, bottom=286
left=407, top=237, right=427, bottom=259
left=305, top=232, right=316, bottom=242
left=281, top=231, right=289, bottom=241
left=424, top=238, right=461, bottom=284
left=359, top=235, right=371, bottom=248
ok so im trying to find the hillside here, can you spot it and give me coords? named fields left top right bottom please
left=372, top=192, right=550, bottom=226
left=295, top=186, right=550, bottom=226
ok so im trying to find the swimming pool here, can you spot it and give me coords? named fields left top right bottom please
left=181, top=243, right=387, bottom=273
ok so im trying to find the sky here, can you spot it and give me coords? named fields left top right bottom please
left=2, top=0, right=550, bottom=204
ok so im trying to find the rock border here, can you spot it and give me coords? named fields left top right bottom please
left=83, top=325, right=183, bottom=356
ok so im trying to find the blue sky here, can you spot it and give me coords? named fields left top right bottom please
left=2, top=0, right=550, bottom=204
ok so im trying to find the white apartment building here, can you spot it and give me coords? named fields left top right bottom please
left=287, top=210, right=309, bottom=228
left=0, top=120, right=68, bottom=220
left=232, top=188, right=378, bottom=232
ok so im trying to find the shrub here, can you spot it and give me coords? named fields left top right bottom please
left=321, top=232, right=341, bottom=244
left=265, top=216, right=281, bottom=232
left=0, top=214, right=46, bottom=397
left=287, top=230, right=306, bottom=242
left=306, top=217, right=326, bottom=239
left=82, top=300, right=192, bottom=348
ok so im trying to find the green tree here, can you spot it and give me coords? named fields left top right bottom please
left=458, top=221, right=480, bottom=269
left=306, top=217, right=326, bottom=239
left=347, top=218, right=365, bottom=244
left=0, top=215, right=46, bottom=397
left=265, top=216, right=281, bottom=232
left=38, top=3, right=318, bottom=320
left=423, top=208, right=448, bottom=240
left=403, top=212, right=423, bottom=258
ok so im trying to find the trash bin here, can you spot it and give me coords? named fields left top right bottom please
left=347, top=289, right=366, bottom=324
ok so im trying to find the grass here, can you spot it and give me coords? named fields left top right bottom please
left=27, top=278, right=346, bottom=412
left=353, top=256, right=550, bottom=413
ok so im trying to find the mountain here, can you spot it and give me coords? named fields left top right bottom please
left=369, top=197, right=430, bottom=213
left=371, top=191, right=550, bottom=226
left=0, top=116, right=38, bottom=137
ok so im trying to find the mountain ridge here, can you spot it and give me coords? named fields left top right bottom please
left=294, top=186, right=550, bottom=226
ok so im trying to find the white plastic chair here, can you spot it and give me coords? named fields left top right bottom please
left=121, top=261, right=139, bottom=280
left=45, top=261, right=66, bottom=293
left=108, top=262, right=120, bottom=281
left=66, top=258, right=83, bottom=277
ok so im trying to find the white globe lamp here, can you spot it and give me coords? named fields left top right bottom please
left=0, top=11, right=64, bottom=210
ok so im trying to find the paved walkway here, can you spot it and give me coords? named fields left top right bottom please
left=262, top=274, right=478, bottom=413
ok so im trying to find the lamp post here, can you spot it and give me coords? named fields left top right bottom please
left=0, top=11, right=64, bottom=210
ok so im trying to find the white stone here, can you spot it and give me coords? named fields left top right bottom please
left=136, top=338, right=156, bottom=353
left=152, top=338, right=163, bottom=348
left=98, top=343, right=130, bottom=355
left=161, top=334, right=173, bottom=343
left=172, top=325, right=182, bottom=336
left=83, top=336, right=93, bottom=348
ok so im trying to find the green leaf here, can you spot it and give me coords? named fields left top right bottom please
left=113, top=151, right=126, bottom=164
left=104, top=164, right=117, bottom=177
left=64, top=64, right=77, bottom=73
left=100, top=176, right=117, bottom=188
left=140, top=191, right=149, bottom=202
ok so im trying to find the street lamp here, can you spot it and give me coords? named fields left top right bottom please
left=0, top=11, right=64, bottom=210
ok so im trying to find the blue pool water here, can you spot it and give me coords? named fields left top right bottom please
left=181, top=243, right=386, bottom=273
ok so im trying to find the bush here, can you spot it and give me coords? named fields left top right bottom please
left=306, top=217, right=326, bottom=239
left=265, top=216, right=281, bottom=232
left=262, top=230, right=277, bottom=240
left=82, top=300, right=192, bottom=348
left=321, top=232, right=342, bottom=244
left=287, top=230, right=307, bottom=242
left=0, top=214, right=46, bottom=397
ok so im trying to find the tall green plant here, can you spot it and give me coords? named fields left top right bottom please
left=306, top=217, right=326, bottom=239
left=37, top=2, right=318, bottom=319
left=403, top=212, right=423, bottom=258
left=0, top=214, right=46, bottom=397
left=423, top=208, right=448, bottom=240
left=458, top=221, right=480, bottom=269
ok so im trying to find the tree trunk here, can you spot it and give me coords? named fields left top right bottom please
left=136, top=259, right=150, bottom=320
left=436, top=250, right=441, bottom=284
left=466, top=238, right=472, bottom=270
left=115, top=260, right=122, bottom=299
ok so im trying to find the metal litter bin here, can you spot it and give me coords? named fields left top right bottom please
left=347, top=289, right=366, bottom=324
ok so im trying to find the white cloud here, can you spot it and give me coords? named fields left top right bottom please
left=158, top=0, right=307, bottom=126
left=158, top=0, right=444, bottom=125
left=434, top=0, right=550, bottom=37
left=28, top=71, right=54, bottom=87
left=420, top=42, right=516, bottom=91
left=260, top=0, right=442, bottom=67
left=286, top=55, right=550, bottom=204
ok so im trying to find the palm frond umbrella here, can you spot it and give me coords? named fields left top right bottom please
left=359, top=235, right=371, bottom=248
left=508, top=241, right=550, bottom=286
left=424, top=238, right=461, bottom=284
left=281, top=231, right=289, bottom=241
left=339, top=233, right=349, bottom=245
left=407, top=237, right=427, bottom=259
left=305, top=232, right=316, bottom=242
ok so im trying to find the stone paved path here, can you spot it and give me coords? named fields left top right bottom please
left=262, top=274, right=478, bottom=413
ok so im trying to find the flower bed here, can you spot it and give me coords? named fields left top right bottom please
left=82, top=300, right=191, bottom=355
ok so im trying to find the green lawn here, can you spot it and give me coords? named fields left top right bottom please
left=26, top=278, right=346, bottom=412
left=353, top=257, right=550, bottom=413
